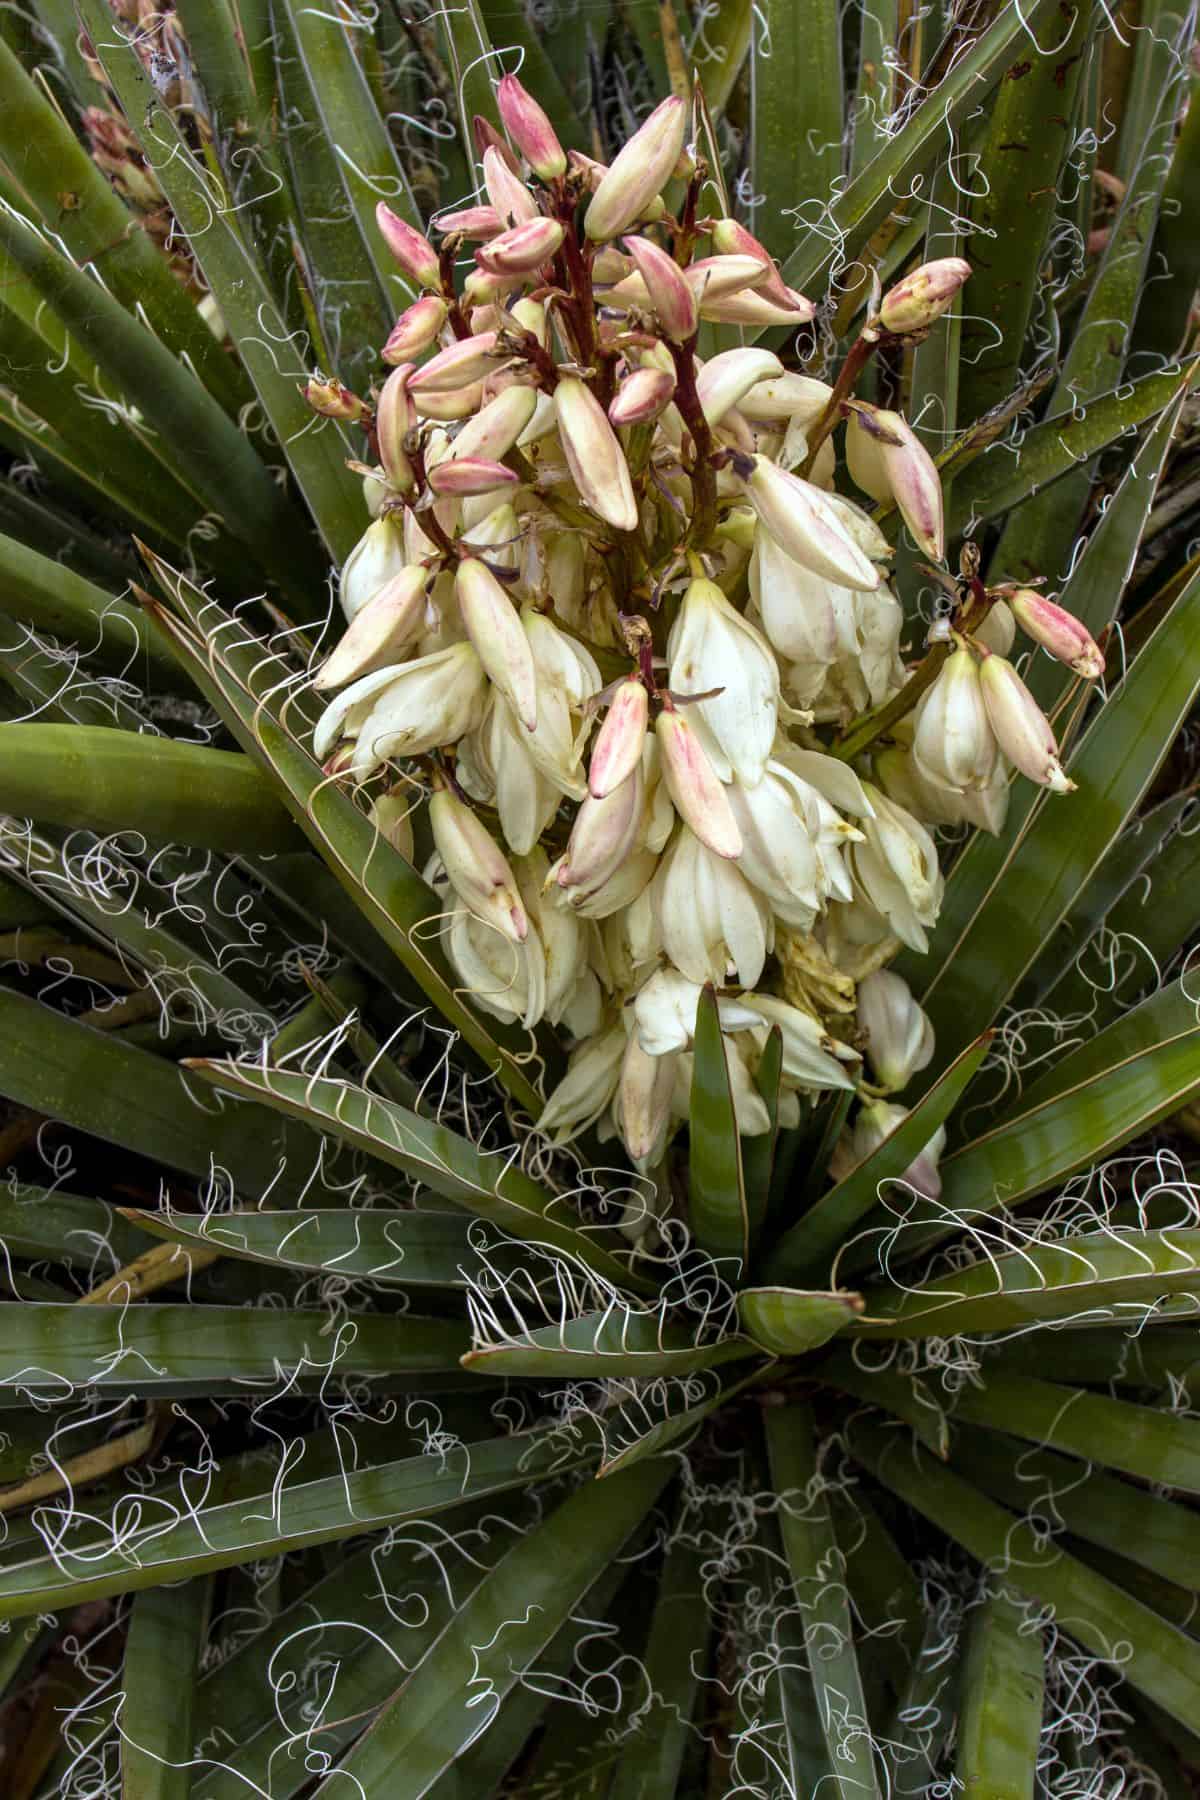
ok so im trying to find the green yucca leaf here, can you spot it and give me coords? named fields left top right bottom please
left=766, top=1034, right=991, bottom=1281
left=848, top=0, right=899, bottom=180
left=461, top=1308, right=756, bottom=1378
left=735, top=1285, right=862, bottom=1355
left=952, top=1428, right=1200, bottom=1595
left=0, top=1427, right=596, bottom=1618
left=436, top=0, right=502, bottom=167
left=819, top=1346, right=951, bottom=1459
left=1133, top=62, right=1200, bottom=357
left=0, top=531, right=178, bottom=686
left=120, top=1577, right=211, bottom=1800
left=852, top=1230, right=1200, bottom=1336
left=0, top=477, right=131, bottom=585
left=0, top=1184, right=147, bottom=1271
left=607, top=1524, right=708, bottom=1798
left=955, top=1588, right=1044, bottom=1800
left=597, top=1361, right=768, bottom=1476
left=950, top=1373, right=1200, bottom=1493
left=766, top=1402, right=881, bottom=1797
left=999, top=970, right=1200, bottom=1117
left=688, top=982, right=749, bottom=1266
left=832, top=1484, right=924, bottom=1686
left=986, top=1324, right=1200, bottom=1392
left=885, top=1611, right=960, bottom=1795
left=741, top=1023, right=783, bottom=1252
left=0, top=723, right=299, bottom=853
left=314, top=1460, right=673, bottom=1796
left=749, top=0, right=842, bottom=262
left=851, top=1417, right=1200, bottom=1734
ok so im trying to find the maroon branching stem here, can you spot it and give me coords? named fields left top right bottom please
left=799, top=332, right=879, bottom=479
left=669, top=338, right=718, bottom=548
left=438, top=237, right=473, bottom=341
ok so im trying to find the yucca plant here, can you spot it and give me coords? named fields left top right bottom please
left=0, top=0, right=1198, bottom=1792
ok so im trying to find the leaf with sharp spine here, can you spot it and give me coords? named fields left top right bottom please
left=462, top=1306, right=756, bottom=1378
left=955, top=1587, right=1045, bottom=1800
left=736, top=1286, right=862, bottom=1356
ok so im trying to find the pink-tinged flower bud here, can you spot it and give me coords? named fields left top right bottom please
left=483, top=144, right=539, bottom=226
left=742, top=456, right=880, bottom=591
left=368, top=792, right=415, bottom=860
left=474, top=113, right=518, bottom=166
left=411, top=382, right=485, bottom=422
left=621, top=236, right=697, bottom=340
left=608, top=366, right=675, bottom=426
left=878, top=257, right=971, bottom=334
left=655, top=708, right=742, bottom=859
left=462, top=266, right=516, bottom=310
left=976, top=598, right=1016, bottom=656
left=699, top=287, right=816, bottom=326
left=554, top=763, right=645, bottom=900
left=434, top=204, right=504, bottom=240
left=584, top=95, right=688, bottom=241
left=857, top=969, right=934, bottom=1093
left=303, top=376, right=368, bottom=422
left=847, top=406, right=944, bottom=562
left=739, top=371, right=833, bottom=424
left=314, top=565, right=428, bottom=690
left=375, top=204, right=440, bottom=288
left=407, top=332, right=502, bottom=394
left=569, top=149, right=607, bottom=193
left=685, top=254, right=770, bottom=302
left=978, top=653, right=1075, bottom=793
left=450, top=386, right=537, bottom=463
left=430, top=784, right=528, bottom=942
left=695, top=348, right=782, bottom=427
left=834, top=1099, right=945, bottom=1200
left=912, top=645, right=996, bottom=793
left=374, top=363, right=416, bottom=491
left=455, top=558, right=538, bottom=730
left=497, top=73, right=567, bottom=180
left=616, top=1030, right=676, bottom=1163
left=427, top=456, right=519, bottom=497
left=382, top=295, right=448, bottom=363
left=709, top=216, right=803, bottom=311
left=477, top=216, right=564, bottom=275
left=1009, top=589, right=1105, bottom=679
left=589, top=678, right=649, bottom=795
left=554, top=377, right=638, bottom=531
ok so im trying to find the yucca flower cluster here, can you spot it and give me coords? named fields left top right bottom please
left=306, top=79, right=1104, bottom=1189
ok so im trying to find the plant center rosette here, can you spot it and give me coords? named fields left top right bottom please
left=304, top=80, right=1102, bottom=1216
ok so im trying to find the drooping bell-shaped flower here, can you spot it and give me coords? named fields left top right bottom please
left=667, top=575, right=779, bottom=787
left=536, top=1023, right=626, bottom=1144
left=743, top=456, right=881, bottom=591
left=336, top=643, right=489, bottom=775
left=725, top=765, right=824, bottom=930
left=834, top=1100, right=946, bottom=1202
left=739, top=993, right=859, bottom=1092
left=430, top=783, right=528, bottom=943
left=339, top=516, right=409, bottom=621
left=314, top=564, right=428, bottom=690
left=632, top=969, right=761, bottom=1057
left=979, top=653, right=1075, bottom=793
left=848, top=785, right=944, bottom=954
left=455, top=558, right=538, bottom=731
left=911, top=645, right=996, bottom=793
left=857, top=969, right=934, bottom=1093
left=655, top=829, right=770, bottom=988
left=654, top=708, right=742, bottom=859
left=695, top=349, right=784, bottom=427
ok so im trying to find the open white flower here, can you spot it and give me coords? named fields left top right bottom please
left=667, top=575, right=779, bottom=785
left=655, top=829, right=771, bottom=988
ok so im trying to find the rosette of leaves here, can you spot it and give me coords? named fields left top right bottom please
left=0, top=2, right=1198, bottom=1794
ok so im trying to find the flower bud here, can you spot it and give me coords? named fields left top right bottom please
left=1009, top=589, right=1105, bottom=679
left=685, top=254, right=771, bottom=302
left=375, top=204, right=441, bottom=288
left=477, top=216, right=565, bottom=275
left=537, top=1024, right=626, bottom=1144
left=411, top=382, right=485, bottom=422
left=554, top=377, right=638, bottom=531
left=303, top=376, right=368, bottom=422
left=374, top=363, right=417, bottom=492
left=496, top=73, right=567, bottom=179
left=836, top=1099, right=945, bottom=1200
left=430, top=784, right=528, bottom=942
left=621, top=235, right=697, bottom=340
left=695, top=349, right=783, bottom=428
left=483, top=144, right=539, bottom=226
left=975, top=599, right=1016, bottom=656
left=449, top=386, right=538, bottom=464
left=407, top=332, right=502, bottom=394
left=314, top=564, right=428, bottom=690
left=912, top=646, right=996, bottom=793
left=455, top=558, right=539, bottom=731
left=709, top=217, right=806, bottom=311
left=608, top=366, right=675, bottom=426
left=655, top=708, right=742, bottom=859
left=616, top=1030, right=676, bottom=1163
left=743, top=456, right=880, bottom=591
left=427, top=457, right=519, bottom=497
left=978, top=653, right=1075, bottom=793
left=584, top=95, right=688, bottom=241
left=740, top=372, right=833, bottom=425
left=339, top=515, right=408, bottom=621
left=699, top=287, right=816, bottom=326
left=382, top=296, right=449, bottom=364
left=857, top=969, right=934, bottom=1092
left=878, top=257, right=971, bottom=335
left=368, top=792, right=415, bottom=860
left=847, top=406, right=944, bottom=561
left=435, top=204, right=504, bottom=240
left=589, top=678, right=648, bottom=796
left=554, top=763, right=645, bottom=900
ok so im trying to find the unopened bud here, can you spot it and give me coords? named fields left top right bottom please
left=1009, top=589, right=1105, bottom=679
left=450, top=387, right=538, bottom=463
left=374, top=363, right=417, bottom=492
left=430, top=785, right=528, bottom=942
left=314, top=565, right=428, bottom=690
left=427, top=456, right=520, bottom=497
left=878, top=257, right=971, bottom=335
left=685, top=254, right=770, bottom=302
left=483, top=144, right=539, bottom=226
left=857, top=969, right=934, bottom=1093
left=383, top=295, right=448, bottom=363
left=584, top=96, right=688, bottom=241
left=554, top=763, right=645, bottom=899
left=375, top=204, right=441, bottom=288
left=554, top=377, right=638, bottom=531
left=976, top=599, right=1016, bottom=656
left=455, top=558, right=538, bottom=730
left=616, top=1030, right=675, bottom=1163
left=304, top=376, right=368, bottom=422
left=477, top=216, right=564, bottom=275
left=411, top=382, right=485, bottom=422
left=434, top=204, right=504, bottom=240
left=621, top=236, right=697, bottom=340
left=339, top=516, right=408, bottom=621
left=496, top=73, right=568, bottom=180
left=699, top=286, right=816, bottom=326
left=655, top=708, right=742, bottom=859
left=368, top=792, right=415, bottom=860
left=709, top=216, right=802, bottom=311
left=695, top=348, right=783, bottom=427
left=978, top=653, right=1075, bottom=793
left=408, top=332, right=502, bottom=394
left=743, top=456, right=880, bottom=592
left=848, top=405, right=945, bottom=562
left=608, top=366, right=675, bottom=426
left=589, top=679, right=648, bottom=795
